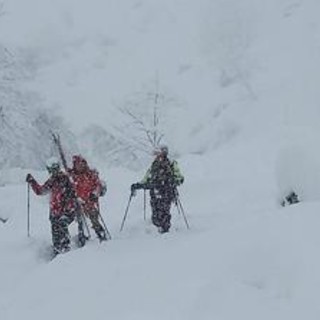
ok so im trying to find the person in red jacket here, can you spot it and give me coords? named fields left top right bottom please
left=69, top=155, right=107, bottom=240
left=26, top=158, right=77, bottom=255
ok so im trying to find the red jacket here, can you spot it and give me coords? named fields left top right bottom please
left=69, top=169, right=102, bottom=212
left=30, top=172, right=77, bottom=217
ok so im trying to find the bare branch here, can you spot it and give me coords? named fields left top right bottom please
left=119, top=106, right=156, bottom=146
left=156, top=134, right=164, bottom=146
left=119, top=106, right=146, bottom=128
left=114, top=76, right=182, bottom=166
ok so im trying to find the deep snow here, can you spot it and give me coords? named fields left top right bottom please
left=2, top=133, right=320, bottom=319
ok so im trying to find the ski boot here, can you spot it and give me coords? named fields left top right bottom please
left=78, top=231, right=88, bottom=247
left=96, top=228, right=107, bottom=242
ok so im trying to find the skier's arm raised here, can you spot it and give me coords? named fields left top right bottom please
left=26, top=174, right=52, bottom=196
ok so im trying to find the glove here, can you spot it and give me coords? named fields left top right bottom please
left=100, top=181, right=107, bottom=197
left=174, top=177, right=184, bottom=186
left=131, top=183, right=137, bottom=193
left=89, top=193, right=98, bottom=202
left=77, top=197, right=86, bottom=205
left=131, top=183, right=144, bottom=193
left=26, top=173, right=34, bottom=183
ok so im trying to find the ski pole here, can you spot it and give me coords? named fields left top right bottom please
left=143, top=190, right=146, bottom=221
left=176, top=197, right=190, bottom=229
left=99, top=212, right=112, bottom=240
left=74, top=202, right=91, bottom=242
left=97, top=202, right=112, bottom=240
left=174, top=188, right=180, bottom=215
left=27, top=183, right=31, bottom=237
left=120, top=193, right=133, bottom=232
left=79, top=209, right=91, bottom=238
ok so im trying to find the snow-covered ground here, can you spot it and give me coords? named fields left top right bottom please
left=2, top=131, right=320, bottom=319
left=1, top=0, right=320, bottom=319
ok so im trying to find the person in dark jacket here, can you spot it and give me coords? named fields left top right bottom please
left=281, top=190, right=300, bottom=207
left=26, top=158, right=77, bottom=254
left=131, top=145, right=184, bottom=233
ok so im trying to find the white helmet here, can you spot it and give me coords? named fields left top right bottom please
left=153, top=144, right=169, bottom=157
left=159, top=144, right=168, bottom=155
left=46, top=157, right=60, bottom=173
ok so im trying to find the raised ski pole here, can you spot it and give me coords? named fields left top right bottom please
left=27, top=182, right=31, bottom=237
left=120, top=193, right=134, bottom=232
left=51, top=132, right=91, bottom=241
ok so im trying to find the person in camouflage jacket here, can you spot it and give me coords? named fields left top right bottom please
left=131, top=145, right=184, bottom=233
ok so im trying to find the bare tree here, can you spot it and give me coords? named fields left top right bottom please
left=116, top=76, right=181, bottom=160
left=0, top=2, right=5, bottom=17
left=0, top=33, right=76, bottom=170
left=0, top=44, right=37, bottom=169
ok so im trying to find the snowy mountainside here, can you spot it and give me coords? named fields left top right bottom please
left=0, top=0, right=310, bottom=152
left=1, top=0, right=320, bottom=164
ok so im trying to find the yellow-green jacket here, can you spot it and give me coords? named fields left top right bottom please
left=141, top=158, right=184, bottom=187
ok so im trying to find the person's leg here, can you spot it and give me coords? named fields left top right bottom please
left=151, top=198, right=162, bottom=228
left=158, top=200, right=171, bottom=233
left=151, top=197, right=171, bottom=233
left=51, top=218, right=61, bottom=252
left=57, top=213, right=74, bottom=250
left=50, top=216, right=66, bottom=253
left=87, top=209, right=106, bottom=240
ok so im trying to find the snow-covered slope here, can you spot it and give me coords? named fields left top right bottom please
left=1, top=137, right=320, bottom=320
left=1, top=0, right=320, bottom=319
